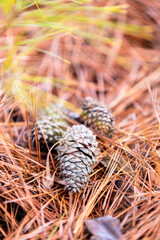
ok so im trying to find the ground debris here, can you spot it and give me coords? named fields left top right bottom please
left=85, top=215, right=125, bottom=240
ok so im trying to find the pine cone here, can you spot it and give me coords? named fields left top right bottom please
left=30, top=109, right=68, bottom=151
left=56, top=125, right=99, bottom=193
left=81, top=97, right=115, bottom=138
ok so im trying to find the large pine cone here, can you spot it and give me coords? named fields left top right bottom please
left=81, top=97, right=115, bottom=138
left=56, top=125, right=99, bottom=193
left=30, top=108, right=68, bottom=151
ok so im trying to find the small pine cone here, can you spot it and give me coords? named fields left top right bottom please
left=81, top=97, right=115, bottom=138
left=30, top=109, right=68, bottom=151
left=56, top=125, right=99, bottom=193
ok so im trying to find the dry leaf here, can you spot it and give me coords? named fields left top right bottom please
left=85, top=215, right=125, bottom=240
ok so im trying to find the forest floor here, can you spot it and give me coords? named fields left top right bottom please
left=0, top=0, right=160, bottom=239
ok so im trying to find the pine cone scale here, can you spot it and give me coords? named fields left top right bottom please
left=30, top=108, right=68, bottom=151
left=56, top=125, right=99, bottom=193
left=82, top=97, right=115, bottom=138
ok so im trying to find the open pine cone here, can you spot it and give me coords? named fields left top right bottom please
left=30, top=108, right=68, bottom=151
left=56, top=125, right=99, bottom=193
left=81, top=96, right=115, bottom=138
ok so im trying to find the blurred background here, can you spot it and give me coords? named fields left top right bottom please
left=1, top=0, right=159, bottom=114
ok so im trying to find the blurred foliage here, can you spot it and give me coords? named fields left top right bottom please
left=0, top=0, right=152, bottom=110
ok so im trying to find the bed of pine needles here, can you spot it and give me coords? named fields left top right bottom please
left=0, top=0, right=160, bottom=239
